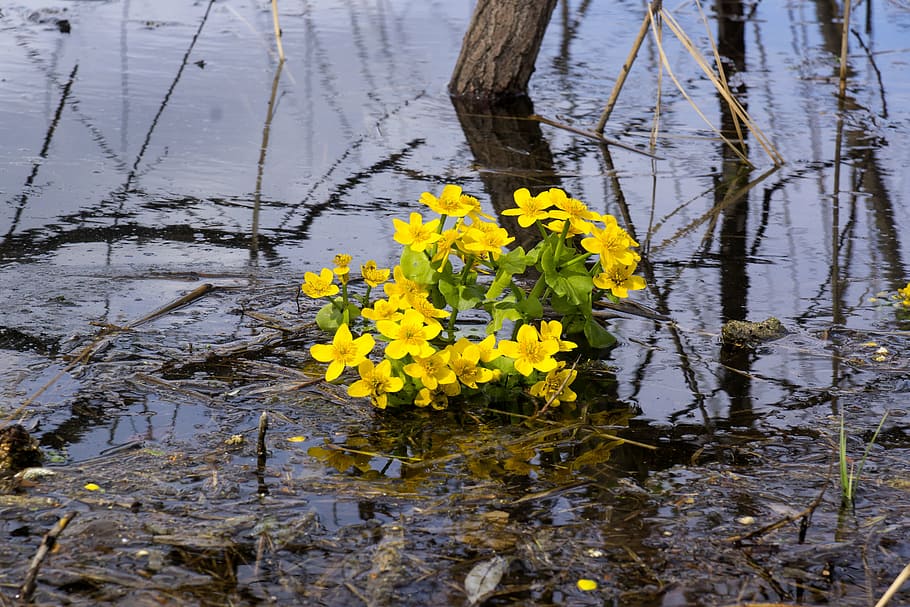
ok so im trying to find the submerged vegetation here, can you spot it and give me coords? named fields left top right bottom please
left=302, top=185, right=645, bottom=411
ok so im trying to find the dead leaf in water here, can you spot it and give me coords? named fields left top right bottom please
left=465, top=555, right=508, bottom=605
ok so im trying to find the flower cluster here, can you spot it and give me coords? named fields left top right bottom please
left=899, top=283, right=910, bottom=307
left=301, top=185, right=645, bottom=411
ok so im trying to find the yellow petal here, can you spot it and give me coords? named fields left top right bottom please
left=577, top=579, right=597, bottom=591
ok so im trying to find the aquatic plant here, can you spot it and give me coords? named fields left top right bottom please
left=302, top=185, right=645, bottom=410
left=839, top=410, right=888, bottom=506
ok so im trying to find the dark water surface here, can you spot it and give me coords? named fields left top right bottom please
left=1, top=1, right=909, bottom=605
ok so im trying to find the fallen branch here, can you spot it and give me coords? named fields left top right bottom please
left=18, top=511, right=78, bottom=603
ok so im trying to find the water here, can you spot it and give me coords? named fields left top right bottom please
left=1, top=1, right=909, bottom=605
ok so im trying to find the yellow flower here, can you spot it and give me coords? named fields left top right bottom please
left=347, top=359, right=404, bottom=409
left=581, top=216, right=640, bottom=266
left=899, top=282, right=910, bottom=306
left=544, top=218, right=587, bottom=237
left=433, top=227, right=464, bottom=263
left=393, top=212, right=442, bottom=252
left=530, top=362, right=578, bottom=407
left=301, top=268, right=339, bottom=298
left=310, top=324, right=375, bottom=382
left=361, top=298, right=403, bottom=322
left=498, top=324, right=560, bottom=376
left=415, top=387, right=451, bottom=410
left=447, top=339, right=496, bottom=388
left=360, top=260, right=390, bottom=287
left=333, top=254, right=352, bottom=277
left=409, top=295, right=450, bottom=323
left=546, top=188, right=600, bottom=234
left=404, top=349, right=456, bottom=390
left=538, top=320, right=577, bottom=352
left=593, top=261, right=647, bottom=299
left=461, top=194, right=494, bottom=221
left=475, top=334, right=501, bottom=363
left=419, top=184, right=475, bottom=218
left=501, top=187, right=553, bottom=227
left=376, top=309, right=442, bottom=359
left=384, top=266, right=429, bottom=306
left=462, top=223, right=515, bottom=260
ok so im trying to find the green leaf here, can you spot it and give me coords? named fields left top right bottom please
left=439, top=276, right=484, bottom=312
left=486, top=247, right=530, bottom=300
left=315, top=301, right=344, bottom=332
left=315, top=299, right=359, bottom=332
left=565, top=274, right=594, bottom=305
left=488, top=300, right=522, bottom=334
left=584, top=318, right=616, bottom=349
left=399, top=246, right=437, bottom=286
left=517, top=295, right=543, bottom=320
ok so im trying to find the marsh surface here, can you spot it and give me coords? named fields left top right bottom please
left=1, top=1, right=909, bottom=605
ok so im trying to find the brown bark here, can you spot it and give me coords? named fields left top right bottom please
left=449, top=0, right=558, bottom=101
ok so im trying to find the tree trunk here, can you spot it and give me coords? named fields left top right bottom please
left=449, top=0, right=558, bottom=102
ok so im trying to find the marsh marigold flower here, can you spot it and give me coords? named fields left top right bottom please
left=376, top=308, right=442, bottom=359
left=420, top=184, right=475, bottom=218
left=498, top=324, right=560, bottom=376
left=332, top=254, right=352, bottom=277
left=546, top=188, right=600, bottom=234
left=898, top=282, right=910, bottom=306
left=361, top=298, right=403, bottom=322
left=309, top=324, right=375, bottom=382
left=501, top=187, right=553, bottom=228
left=384, top=266, right=428, bottom=306
left=347, top=359, right=404, bottom=409
left=393, top=212, right=442, bottom=253
left=301, top=268, right=339, bottom=298
left=462, top=223, right=515, bottom=260
left=593, top=261, right=646, bottom=299
left=415, top=387, right=451, bottom=410
left=581, top=216, right=640, bottom=266
left=447, top=339, right=495, bottom=388
left=530, top=362, right=578, bottom=407
left=360, top=260, right=390, bottom=287
left=403, top=349, right=456, bottom=391
left=538, top=320, right=577, bottom=353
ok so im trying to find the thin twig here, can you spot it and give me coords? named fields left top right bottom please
left=18, top=512, right=78, bottom=603
left=532, top=114, right=663, bottom=159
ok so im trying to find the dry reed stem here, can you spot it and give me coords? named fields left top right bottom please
left=646, top=11, right=749, bottom=166
left=838, top=0, right=852, bottom=101
left=874, top=562, right=910, bottom=607
left=656, top=6, right=784, bottom=166
left=270, top=0, right=285, bottom=62
left=596, top=2, right=659, bottom=134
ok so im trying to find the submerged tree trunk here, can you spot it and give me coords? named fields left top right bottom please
left=449, top=0, right=558, bottom=101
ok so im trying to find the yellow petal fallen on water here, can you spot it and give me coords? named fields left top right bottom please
left=862, top=341, right=878, bottom=348
left=577, top=579, right=598, bottom=591
left=287, top=436, right=307, bottom=443
left=84, top=483, right=101, bottom=491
